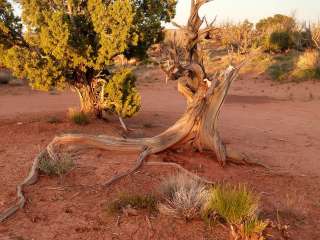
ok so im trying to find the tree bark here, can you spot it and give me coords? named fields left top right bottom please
left=74, top=85, right=99, bottom=116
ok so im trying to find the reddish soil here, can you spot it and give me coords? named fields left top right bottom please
left=0, top=68, right=320, bottom=239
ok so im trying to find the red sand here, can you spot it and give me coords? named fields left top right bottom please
left=0, top=69, right=319, bottom=239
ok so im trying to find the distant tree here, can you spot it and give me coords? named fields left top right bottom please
left=0, top=0, right=176, bottom=120
left=256, top=14, right=296, bottom=34
left=256, top=14, right=302, bottom=52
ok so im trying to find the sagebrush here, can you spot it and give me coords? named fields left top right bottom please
left=158, top=174, right=208, bottom=221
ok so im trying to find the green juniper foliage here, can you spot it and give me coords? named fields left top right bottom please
left=0, top=0, right=176, bottom=117
left=97, top=68, right=141, bottom=118
left=128, top=0, right=176, bottom=59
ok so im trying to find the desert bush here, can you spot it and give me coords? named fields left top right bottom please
left=269, top=31, right=291, bottom=52
left=267, top=52, right=297, bottom=81
left=292, top=49, right=320, bottom=80
left=290, top=30, right=313, bottom=50
left=38, top=152, right=74, bottom=177
left=106, top=193, right=157, bottom=215
left=297, top=49, right=320, bottom=69
left=256, top=14, right=296, bottom=34
left=267, top=60, right=293, bottom=81
left=158, top=174, right=208, bottom=221
left=68, top=108, right=89, bottom=125
left=219, top=20, right=257, bottom=54
left=255, top=14, right=312, bottom=52
left=202, top=184, right=267, bottom=240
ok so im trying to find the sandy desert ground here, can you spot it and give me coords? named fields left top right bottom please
left=0, top=67, right=320, bottom=239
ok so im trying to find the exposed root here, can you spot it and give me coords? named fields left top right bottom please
left=0, top=150, right=44, bottom=223
left=104, top=147, right=150, bottom=187
left=226, top=146, right=270, bottom=169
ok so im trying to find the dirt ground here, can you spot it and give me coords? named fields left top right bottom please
left=0, top=67, right=319, bottom=239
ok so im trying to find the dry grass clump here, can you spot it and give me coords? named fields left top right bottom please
left=292, top=50, right=320, bottom=80
left=158, top=174, right=208, bottom=221
left=296, top=49, right=320, bottom=70
left=38, top=152, right=75, bottom=177
left=202, top=184, right=267, bottom=240
left=235, top=217, right=268, bottom=240
left=106, top=193, right=158, bottom=215
left=68, top=108, right=89, bottom=125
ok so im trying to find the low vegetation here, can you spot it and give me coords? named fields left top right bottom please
left=155, top=174, right=267, bottom=239
left=106, top=193, right=158, bottom=215
left=68, top=108, right=90, bottom=125
left=292, top=49, right=320, bottom=80
left=158, top=174, right=208, bottom=221
left=38, top=152, right=75, bottom=177
left=202, top=184, right=267, bottom=240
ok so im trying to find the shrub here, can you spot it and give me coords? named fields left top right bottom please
left=106, top=193, right=157, bottom=215
left=38, top=152, right=75, bottom=177
left=296, top=49, right=320, bottom=70
left=202, top=184, right=258, bottom=225
left=266, top=52, right=297, bottom=81
left=267, top=61, right=293, bottom=81
left=292, top=50, right=320, bottom=81
left=256, top=14, right=296, bottom=34
left=268, top=31, right=291, bottom=52
left=290, top=30, right=313, bottom=50
left=158, top=174, right=208, bottom=221
left=202, top=184, right=267, bottom=239
left=68, top=108, right=89, bottom=125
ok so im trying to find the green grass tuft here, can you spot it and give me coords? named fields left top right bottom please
left=202, top=184, right=259, bottom=225
left=38, top=152, right=75, bottom=176
left=106, top=193, right=158, bottom=215
left=202, top=184, right=268, bottom=239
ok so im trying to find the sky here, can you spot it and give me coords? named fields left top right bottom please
left=11, top=0, right=320, bottom=27
left=166, top=0, right=320, bottom=28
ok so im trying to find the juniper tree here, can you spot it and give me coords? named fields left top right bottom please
left=0, top=0, right=176, bottom=118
